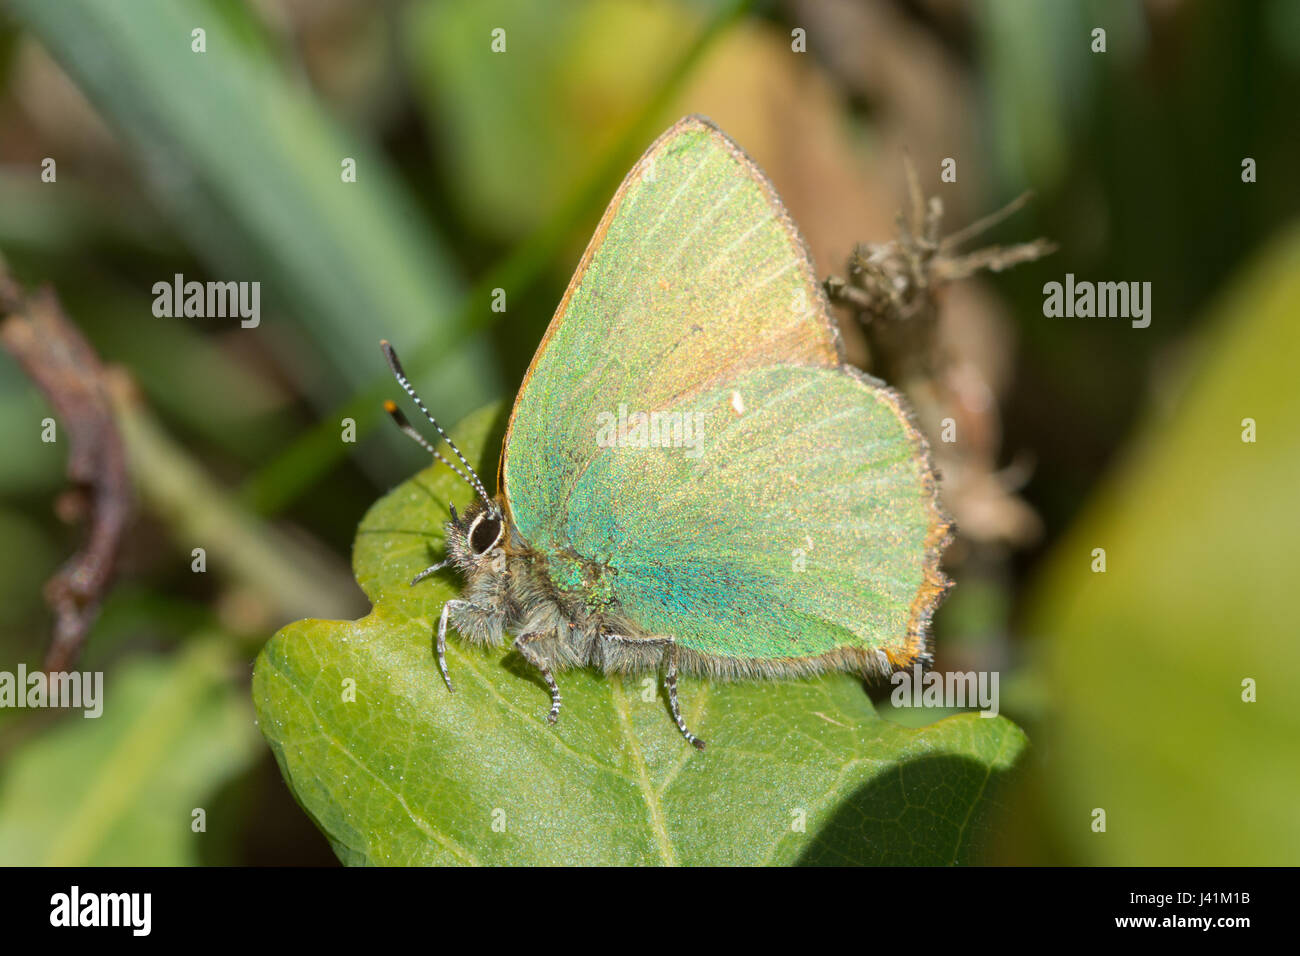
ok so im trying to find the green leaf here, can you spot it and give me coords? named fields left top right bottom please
left=0, top=639, right=261, bottom=865
left=254, top=404, right=1026, bottom=865
left=1022, top=224, right=1300, bottom=865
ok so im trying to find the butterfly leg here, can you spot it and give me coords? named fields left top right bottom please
left=603, top=633, right=705, bottom=749
left=514, top=633, right=562, bottom=725
left=410, top=560, right=448, bottom=586
left=432, top=598, right=502, bottom=694
left=433, top=600, right=465, bottom=692
left=664, top=644, right=705, bottom=750
left=433, top=598, right=490, bottom=693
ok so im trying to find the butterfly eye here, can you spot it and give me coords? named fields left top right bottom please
left=469, top=514, right=503, bottom=555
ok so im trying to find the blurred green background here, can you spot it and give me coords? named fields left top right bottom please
left=0, top=0, right=1296, bottom=865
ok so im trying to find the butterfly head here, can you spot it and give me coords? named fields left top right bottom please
left=443, top=498, right=507, bottom=573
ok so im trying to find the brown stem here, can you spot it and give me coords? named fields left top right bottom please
left=0, top=274, right=132, bottom=672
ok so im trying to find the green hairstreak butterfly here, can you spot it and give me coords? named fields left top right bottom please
left=381, top=115, right=950, bottom=749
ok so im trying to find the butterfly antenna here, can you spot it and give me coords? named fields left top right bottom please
left=382, top=401, right=480, bottom=493
left=380, top=340, right=497, bottom=513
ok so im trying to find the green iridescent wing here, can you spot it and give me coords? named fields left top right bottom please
left=502, top=115, right=948, bottom=673
left=502, top=115, right=841, bottom=508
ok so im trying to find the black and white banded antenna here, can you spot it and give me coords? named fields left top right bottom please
left=380, top=340, right=498, bottom=516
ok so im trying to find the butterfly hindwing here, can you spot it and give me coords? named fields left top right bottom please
left=555, top=364, right=949, bottom=674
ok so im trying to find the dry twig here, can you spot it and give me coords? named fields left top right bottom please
left=0, top=274, right=132, bottom=672
left=823, top=160, right=1054, bottom=549
left=824, top=156, right=1056, bottom=382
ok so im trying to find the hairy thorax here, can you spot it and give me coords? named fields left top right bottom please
left=447, top=501, right=662, bottom=675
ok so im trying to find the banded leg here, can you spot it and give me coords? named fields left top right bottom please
left=603, top=633, right=705, bottom=749
left=514, top=633, right=562, bottom=724
left=434, top=599, right=489, bottom=693
left=410, top=560, right=448, bottom=586
left=664, top=644, right=705, bottom=750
